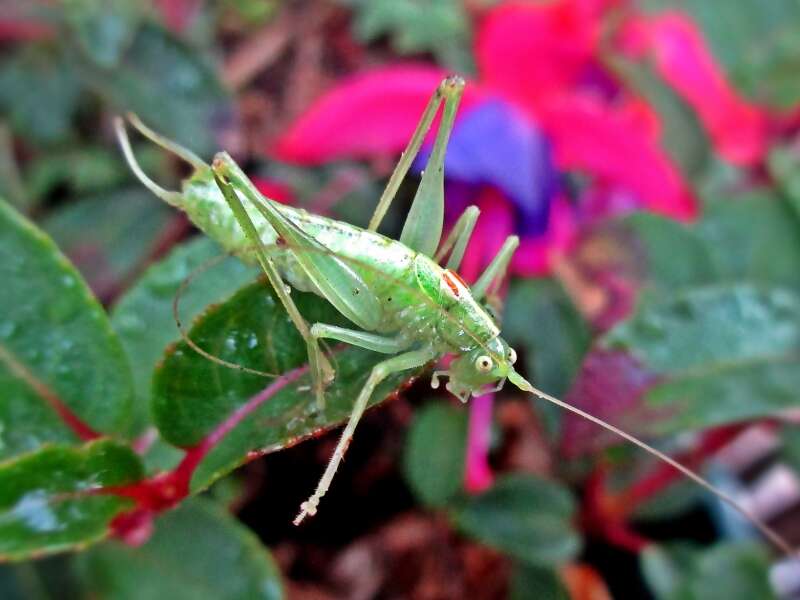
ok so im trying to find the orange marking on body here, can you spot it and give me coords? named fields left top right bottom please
left=442, top=271, right=461, bottom=297
left=449, top=270, right=468, bottom=288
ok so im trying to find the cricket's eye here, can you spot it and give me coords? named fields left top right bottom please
left=507, top=348, right=517, bottom=365
left=475, top=355, right=493, bottom=373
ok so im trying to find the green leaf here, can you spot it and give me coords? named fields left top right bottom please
left=0, top=440, right=143, bottom=561
left=42, top=188, right=174, bottom=299
left=63, top=0, right=143, bottom=68
left=75, top=498, right=283, bottom=600
left=780, top=424, right=800, bottom=472
left=0, top=47, right=82, bottom=146
left=152, top=281, right=424, bottom=491
left=603, top=284, right=800, bottom=434
left=450, top=474, right=580, bottom=566
left=24, top=145, right=155, bottom=201
left=0, top=201, right=133, bottom=460
left=696, top=194, right=800, bottom=290
left=343, top=0, right=474, bottom=72
left=641, top=542, right=776, bottom=600
left=73, top=22, right=234, bottom=156
left=0, top=556, right=83, bottom=600
left=622, top=212, right=717, bottom=293
left=509, top=563, right=570, bottom=600
left=402, top=403, right=467, bottom=507
left=504, top=279, right=590, bottom=398
left=112, top=237, right=257, bottom=435
left=767, top=145, right=800, bottom=221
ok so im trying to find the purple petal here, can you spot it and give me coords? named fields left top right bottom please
left=418, top=98, right=559, bottom=236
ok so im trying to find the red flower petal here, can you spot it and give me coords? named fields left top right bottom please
left=476, top=0, right=611, bottom=107
left=512, top=196, right=577, bottom=276
left=154, top=0, right=202, bottom=33
left=538, top=93, right=697, bottom=220
left=252, top=177, right=294, bottom=204
left=458, top=188, right=515, bottom=283
left=272, top=65, right=483, bottom=164
left=465, top=393, right=495, bottom=493
left=621, top=13, right=767, bottom=166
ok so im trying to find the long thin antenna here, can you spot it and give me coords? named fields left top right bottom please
left=113, top=117, right=184, bottom=208
left=507, top=370, right=797, bottom=559
left=125, top=112, right=207, bottom=171
left=172, top=252, right=279, bottom=378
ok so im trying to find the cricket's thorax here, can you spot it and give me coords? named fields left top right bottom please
left=411, top=255, right=500, bottom=351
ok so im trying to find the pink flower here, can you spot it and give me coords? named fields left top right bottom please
left=272, top=1, right=706, bottom=284
left=620, top=12, right=768, bottom=166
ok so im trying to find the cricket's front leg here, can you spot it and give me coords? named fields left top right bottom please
left=294, top=345, right=436, bottom=525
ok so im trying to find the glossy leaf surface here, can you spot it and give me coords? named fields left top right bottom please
left=451, top=474, right=580, bottom=566
left=0, top=440, right=143, bottom=561
left=76, top=499, right=283, bottom=600
left=0, top=201, right=133, bottom=460
left=153, top=281, right=423, bottom=491
left=403, top=403, right=467, bottom=507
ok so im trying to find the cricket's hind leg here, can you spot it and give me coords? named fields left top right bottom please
left=435, top=205, right=480, bottom=270
left=472, top=235, right=519, bottom=303
left=212, top=173, right=335, bottom=411
left=294, top=345, right=435, bottom=525
left=367, top=76, right=465, bottom=261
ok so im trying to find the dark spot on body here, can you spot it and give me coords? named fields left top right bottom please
left=276, top=236, right=286, bottom=246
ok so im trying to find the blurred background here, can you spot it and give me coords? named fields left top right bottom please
left=2, top=0, right=800, bottom=598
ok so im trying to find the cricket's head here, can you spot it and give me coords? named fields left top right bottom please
left=433, top=336, right=517, bottom=402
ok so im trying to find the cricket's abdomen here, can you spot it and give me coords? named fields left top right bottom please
left=179, top=175, right=498, bottom=346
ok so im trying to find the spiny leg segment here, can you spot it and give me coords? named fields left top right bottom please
left=294, top=345, right=436, bottom=525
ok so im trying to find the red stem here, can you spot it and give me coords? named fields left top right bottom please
left=581, top=424, right=746, bottom=553
left=102, top=366, right=307, bottom=541
left=619, top=424, right=745, bottom=512
left=0, top=344, right=101, bottom=442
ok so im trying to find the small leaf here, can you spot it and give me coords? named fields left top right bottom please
left=0, top=556, right=83, bottom=600
left=0, top=200, right=133, bottom=461
left=640, top=542, right=699, bottom=599
left=73, top=22, right=234, bottom=156
left=153, top=282, right=424, bottom=491
left=450, top=474, right=580, bottom=566
left=63, top=0, right=143, bottom=68
left=603, top=284, right=800, bottom=434
left=767, top=145, right=800, bottom=221
left=344, top=0, right=473, bottom=71
left=696, top=193, right=800, bottom=290
left=779, top=424, right=800, bottom=473
left=503, top=279, right=590, bottom=436
left=641, top=542, right=776, bottom=600
left=112, top=237, right=257, bottom=435
left=42, top=188, right=174, bottom=299
left=504, top=279, right=590, bottom=397
left=402, top=403, right=467, bottom=507
left=622, top=212, right=717, bottom=293
left=0, top=47, right=82, bottom=146
left=0, top=440, right=143, bottom=561
left=509, top=563, right=569, bottom=600
left=24, top=145, right=154, bottom=200
left=75, top=498, right=283, bottom=600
